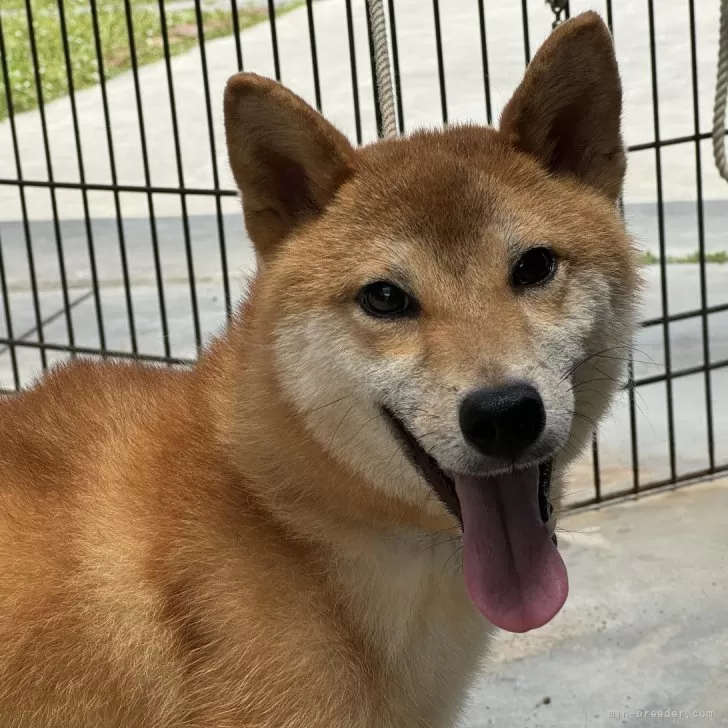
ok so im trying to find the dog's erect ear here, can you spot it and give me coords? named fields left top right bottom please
left=499, top=12, right=625, bottom=201
left=224, top=73, right=355, bottom=261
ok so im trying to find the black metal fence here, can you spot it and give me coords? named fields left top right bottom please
left=1, top=0, right=726, bottom=509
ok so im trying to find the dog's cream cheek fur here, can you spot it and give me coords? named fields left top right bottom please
left=274, top=313, right=434, bottom=507
left=557, top=269, right=636, bottom=458
left=520, top=271, right=617, bottom=452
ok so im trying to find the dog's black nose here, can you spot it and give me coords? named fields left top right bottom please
left=459, top=383, right=546, bottom=458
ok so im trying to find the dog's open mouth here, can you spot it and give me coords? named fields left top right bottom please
left=383, top=407, right=569, bottom=633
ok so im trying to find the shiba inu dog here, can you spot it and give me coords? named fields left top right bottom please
left=0, top=11, right=638, bottom=728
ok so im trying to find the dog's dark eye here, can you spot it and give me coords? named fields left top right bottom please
left=359, top=281, right=415, bottom=318
left=511, top=247, right=557, bottom=288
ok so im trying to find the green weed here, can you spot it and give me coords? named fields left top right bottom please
left=640, top=250, right=728, bottom=264
left=0, top=0, right=291, bottom=121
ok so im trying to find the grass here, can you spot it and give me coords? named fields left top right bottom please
left=641, top=250, right=728, bottom=265
left=0, top=0, right=297, bottom=121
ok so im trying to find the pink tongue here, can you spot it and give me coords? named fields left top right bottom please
left=454, top=465, right=568, bottom=633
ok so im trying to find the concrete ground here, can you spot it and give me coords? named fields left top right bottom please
left=462, top=478, right=727, bottom=728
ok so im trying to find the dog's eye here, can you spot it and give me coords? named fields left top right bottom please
left=358, top=281, right=416, bottom=318
left=511, top=247, right=557, bottom=288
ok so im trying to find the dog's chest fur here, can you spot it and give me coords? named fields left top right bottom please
left=334, top=529, right=490, bottom=727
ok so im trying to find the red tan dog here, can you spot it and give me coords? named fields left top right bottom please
left=0, top=12, right=638, bottom=727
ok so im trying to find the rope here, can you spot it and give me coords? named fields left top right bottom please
left=366, top=0, right=398, bottom=138
left=545, top=0, right=569, bottom=29
left=714, top=0, right=728, bottom=182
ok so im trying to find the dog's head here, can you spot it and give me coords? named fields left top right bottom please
left=224, top=13, right=639, bottom=632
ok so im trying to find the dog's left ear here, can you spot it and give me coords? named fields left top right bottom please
left=224, top=73, right=355, bottom=263
left=499, top=12, right=625, bottom=201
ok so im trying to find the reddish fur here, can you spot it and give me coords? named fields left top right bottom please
left=0, top=13, right=638, bottom=727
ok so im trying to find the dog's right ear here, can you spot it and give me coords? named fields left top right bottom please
left=224, top=73, right=355, bottom=263
left=499, top=12, right=625, bottom=201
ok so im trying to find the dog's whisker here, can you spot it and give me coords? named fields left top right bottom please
left=301, top=395, right=351, bottom=416
left=326, top=404, right=356, bottom=451
left=560, top=346, right=656, bottom=386
left=441, top=544, right=465, bottom=578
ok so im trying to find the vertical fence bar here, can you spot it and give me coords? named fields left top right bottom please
left=520, top=0, right=531, bottom=65
left=646, top=0, right=677, bottom=482
left=0, top=229, right=21, bottom=391
left=89, top=0, right=146, bottom=356
left=57, top=0, right=107, bottom=352
left=628, top=357, right=641, bottom=493
left=386, top=0, right=404, bottom=134
left=231, top=0, right=245, bottom=71
left=431, top=0, right=448, bottom=125
left=156, top=0, right=202, bottom=351
left=305, top=0, right=323, bottom=111
left=584, top=0, right=600, bottom=499
left=688, top=0, right=715, bottom=471
left=586, top=0, right=600, bottom=501
left=0, top=11, right=46, bottom=369
left=476, top=0, right=493, bottom=125
left=591, top=434, right=602, bottom=502
left=194, top=0, right=232, bottom=320
left=344, top=0, right=363, bottom=145
left=123, top=0, right=175, bottom=356
left=611, top=15, right=639, bottom=498
left=23, top=0, right=75, bottom=354
left=268, top=0, right=282, bottom=81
